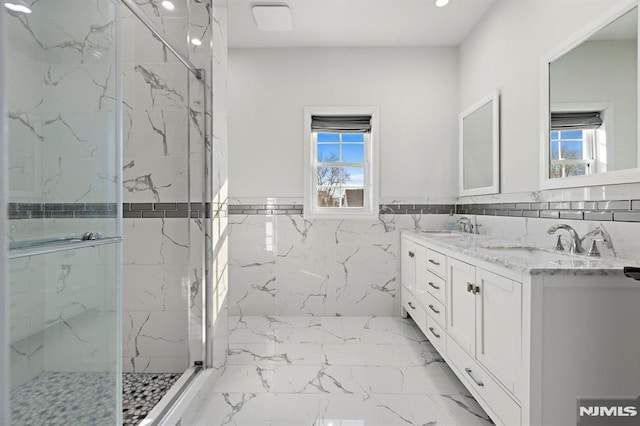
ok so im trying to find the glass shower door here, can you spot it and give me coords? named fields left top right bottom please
left=4, top=0, right=122, bottom=424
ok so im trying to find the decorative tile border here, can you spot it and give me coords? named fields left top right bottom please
left=7, top=202, right=224, bottom=220
left=381, top=204, right=456, bottom=215
left=8, top=203, right=118, bottom=220
left=227, top=203, right=455, bottom=216
left=457, top=200, right=640, bottom=223
left=228, top=204, right=303, bottom=215
left=8, top=200, right=640, bottom=222
left=122, top=202, right=214, bottom=219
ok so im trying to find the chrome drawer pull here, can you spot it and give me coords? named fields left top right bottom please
left=428, top=304, right=440, bottom=314
left=465, top=368, right=484, bottom=387
left=428, top=327, right=441, bottom=339
left=428, top=281, right=440, bottom=290
left=408, top=302, right=416, bottom=310
left=428, top=259, right=440, bottom=266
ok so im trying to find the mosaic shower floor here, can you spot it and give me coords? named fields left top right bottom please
left=10, top=371, right=182, bottom=426
left=10, top=371, right=115, bottom=426
left=123, top=372, right=182, bottom=425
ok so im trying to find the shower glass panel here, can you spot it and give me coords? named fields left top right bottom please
left=5, top=0, right=122, bottom=424
left=6, top=0, right=120, bottom=242
left=8, top=245, right=120, bottom=424
left=120, top=0, right=208, bottom=420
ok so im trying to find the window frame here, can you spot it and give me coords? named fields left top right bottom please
left=303, top=106, right=380, bottom=219
left=550, top=128, right=597, bottom=178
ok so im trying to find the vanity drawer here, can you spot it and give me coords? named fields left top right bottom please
left=425, top=248, right=446, bottom=277
left=403, top=291, right=427, bottom=335
left=448, top=338, right=521, bottom=426
left=425, top=293, right=446, bottom=329
left=426, top=315, right=446, bottom=356
left=425, top=270, right=446, bottom=303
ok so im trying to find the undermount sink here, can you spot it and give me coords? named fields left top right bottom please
left=481, top=245, right=601, bottom=262
left=420, top=230, right=463, bottom=237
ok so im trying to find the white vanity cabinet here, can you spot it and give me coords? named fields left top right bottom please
left=447, top=258, right=523, bottom=396
left=401, top=231, right=640, bottom=426
left=475, top=269, right=523, bottom=397
left=400, top=238, right=428, bottom=335
left=400, top=238, right=417, bottom=294
left=446, top=257, right=523, bottom=426
left=447, top=258, right=476, bottom=355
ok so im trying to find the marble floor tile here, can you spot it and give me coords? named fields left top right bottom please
left=227, top=343, right=327, bottom=365
left=322, top=341, right=440, bottom=366
left=194, top=316, right=493, bottom=426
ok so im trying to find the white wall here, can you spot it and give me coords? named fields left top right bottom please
left=229, top=47, right=459, bottom=200
left=551, top=39, right=637, bottom=171
left=459, top=0, right=630, bottom=195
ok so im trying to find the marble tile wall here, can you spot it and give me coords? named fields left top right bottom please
left=6, top=0, right=120, bottom=390
left=458, top=185, right=640, bottom=261
left=121, top=0, right=229, bottom=376
left=229, top=186, right=640, bottom=318
left=228, top=197, right=450, bottom=317
left=9, top=244, right=119, bottom=390
left=207, top=0, right=230, bottom=379
left=7, top=0, right=119, bottom=206
left=122, top=0, right=200, bottom=373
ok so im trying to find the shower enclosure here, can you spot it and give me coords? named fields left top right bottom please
left=3, top=0, right=123, bottom=423
left=2, top=0, right=226, bottom=422
left=119, top=0, right=213, bottom=421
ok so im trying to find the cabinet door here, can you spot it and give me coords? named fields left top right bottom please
left=400, top=238, right=417, bottom=293
left=414, top=245, right=430, bottom=307
left=476, top=269, right=522, bottom=395
left=447, top=258, right=476, bottom=355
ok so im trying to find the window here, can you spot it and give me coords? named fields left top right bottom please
left=549, top=110, right=607, bottom=178
left=304, top=107, right=379, bottom=218
left=550, top=129, right=596, bottom=178
left=315, top=132, right=366, bottom=208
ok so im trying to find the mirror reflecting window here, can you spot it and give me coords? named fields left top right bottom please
left=548, top=6, right=638, bottom=181
left=459, top=91, right=500, bottom=196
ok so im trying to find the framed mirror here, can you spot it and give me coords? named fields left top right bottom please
left=459, top=90, right=500, bottom=196
left=541, top=1, right=638, bottom=189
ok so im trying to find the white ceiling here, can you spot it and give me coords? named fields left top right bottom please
left=228, top=0, right=497, bottom=48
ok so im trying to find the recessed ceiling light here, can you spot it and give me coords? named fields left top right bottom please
left=251, top=5, right=293, bottom=31
left=4, top=2, right=32, bottom=13
left=191, top=38, right=202, bottom=46
left=161, top=0, right=175, bottom=11
left=435, top=0, right=450, bottom=7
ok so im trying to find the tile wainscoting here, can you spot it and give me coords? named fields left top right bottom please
left=227, top=198, right=453, bottom=317
left=226, top=194, right=640, bottom=317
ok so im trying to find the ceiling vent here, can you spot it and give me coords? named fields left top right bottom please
left=251, top=5, right=293, bottom=31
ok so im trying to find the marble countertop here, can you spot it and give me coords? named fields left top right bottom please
left=402, top=229, right=640, bottom=276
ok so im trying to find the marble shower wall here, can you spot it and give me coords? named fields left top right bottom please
left=121, top=0, right=229, bottom=375
left=207, top=0, right=230, bottom=379
left=6, top=0, right=120, bottom=389
left=7, top=0, right=119, bottom=207
left=228, top=198, right=450, bottom=317
left=9, top=243, right=120, bottom=390
left=6, top=0, right=120, bottom=242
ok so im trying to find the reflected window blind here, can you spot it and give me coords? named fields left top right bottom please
left=311, top=115, right=372, bottom=133
left=550, top=112, right=602, bottom=130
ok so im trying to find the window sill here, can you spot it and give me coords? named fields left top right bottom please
left=303, top=210, right=378, bottom=220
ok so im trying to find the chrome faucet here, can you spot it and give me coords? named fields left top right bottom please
left=456, top=216, right=473, bottom=234
left=581, top=226, right=616, bottom=258
left=547, top=224, right=584, bottom=254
